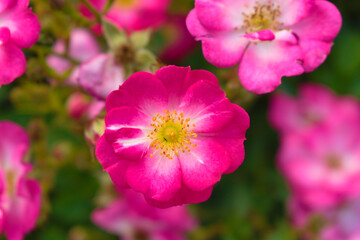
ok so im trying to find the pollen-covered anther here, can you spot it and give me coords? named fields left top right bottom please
left=242, top=2, right=282, bottom=33
left=148, top=110, right=197, bottom=159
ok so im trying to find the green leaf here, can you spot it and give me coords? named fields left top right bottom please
left=135, top=49, right=158, bottom=73
left=130, top=29, right=152, bottom=49
left=102, top=20, right=127, bottom=49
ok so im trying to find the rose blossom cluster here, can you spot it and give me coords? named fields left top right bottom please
left=0, top=0, right=40, bottom=86
left=92, top=188, right=197, bottom=240
left=96, top=65, right=250, bottom=208
left=269, top=84, right=360, bottom=239
left=186, top=0, right=342, bottom=94
left=0, top=121, right=41, bottom=240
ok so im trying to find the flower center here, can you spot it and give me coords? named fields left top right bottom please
left=242, top=2, right=281, bottom=33
left=148, top=110, right=197, bottom=159
left=114, top=0, right=137, bottom=8
left=6, top=170, right=16, bottom=196
left=326, top=155, right=342, bottom=170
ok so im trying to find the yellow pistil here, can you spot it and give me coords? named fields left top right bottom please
left=6, top=170, right=16, bottom=196
left=114, top=0, right=137, bottom=9
left=326, top=155, right=342, bottom=170
left=242, top=2, right=282, bottom=33
left=147, top=110, right=197, bottom=159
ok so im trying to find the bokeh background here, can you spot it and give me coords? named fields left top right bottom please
left=0, top=0, right=359, bottom=239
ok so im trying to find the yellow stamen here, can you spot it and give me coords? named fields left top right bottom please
left=148, top=110, right=197, bottom=159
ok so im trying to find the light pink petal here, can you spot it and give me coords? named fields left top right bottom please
left=202, top=34, right=249, bottom=68
left=0, top=43, right=26, bottom=86
left=0, top=121, right=29, bottom=165
left=292, top=0, right=342, bottom=72
left=278, top=0, right=314, bottom=26
left=195, top=0, right=242, bottom=31
left=178, top=139, right=230, bottom=191
left=126, top=153, right=182, bottom=202
left=3, top=178, right=41, bottom=240
left=202, top=105, right=249, bottom=174
left=3, top=8, right=40, bottom=48
left=106, top=71, right=168, bottom=116
left=298, top=39, right=333, bottom=72
left=145, top=186, right=213, bottom=208
left=186, top=9, right=209, bottom=38
left=238, top=40, right=304, bottom=94
left=79, top=54, right=125, bottom=100
left=95, top=136, right=131, bottom=187
left=68, top=28, right=100, bottom=61
left=292, top=0, right=342, bottom=43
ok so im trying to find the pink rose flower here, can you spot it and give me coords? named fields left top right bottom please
left=186, top=0, right=342, bottom=94
left=92, top=189, right=197, bottom=240
left=95, top=65, right=249, bottom=207
left=79, top=53, right=125, bottom=100
left=46, top=28, right=101, bottom=85
left=81, top=0, right=171, bottom=32
left=0, top=0, right=40, bottom=86
left=0, top=121, right=41, bottom=240
left=270, top=85, right=360, bottom=209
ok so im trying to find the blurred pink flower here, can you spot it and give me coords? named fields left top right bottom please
left=92, top=189, right=197, bottom=240
left=269, top=84, right=360, bottom=134
left=271, top=84, right=360, bottom=209
left=46, top=28, right=101, bottom=85
left=67, top=92, right=105, bottom=120
left=186, top=0, right=342, bottom=94
left=79, top=53, right=125, bottom=100
left=290, top=197, right=360, bottom=240
left=95, top=65, right=249, bottom=207
left=0, top=0, right=40, bottom=86
left=160, top=14, right=197, bottom=63
left=320, top=199, right=360, bottom=240
left=81, top=0, right=171, bottom=32
left=0, top=121, right=41, bottom=240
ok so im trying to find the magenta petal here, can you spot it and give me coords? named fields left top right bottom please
left=154, top=66, right=220, bottom=107
left=6, top=8, right=41, bottom=48
left=0, top=0, right=12, bottom=12
left=204, top=105, right=249, bottom=174
left=0, top=27, right=10, bottom=45
left=145, top=186, right=213, bottom=208
left=95, top=136, right=131, bottom=187
left=126, top=154, right=182, bottom=202
left=178, top=139, right=230, bottom=191
left=105, top=106, right=150, bottom=141
left=238, top=41, right=304, bottom=94
left=0, top=43, right=26, bottom=86
left=107, top=72, right=168, bottom=116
